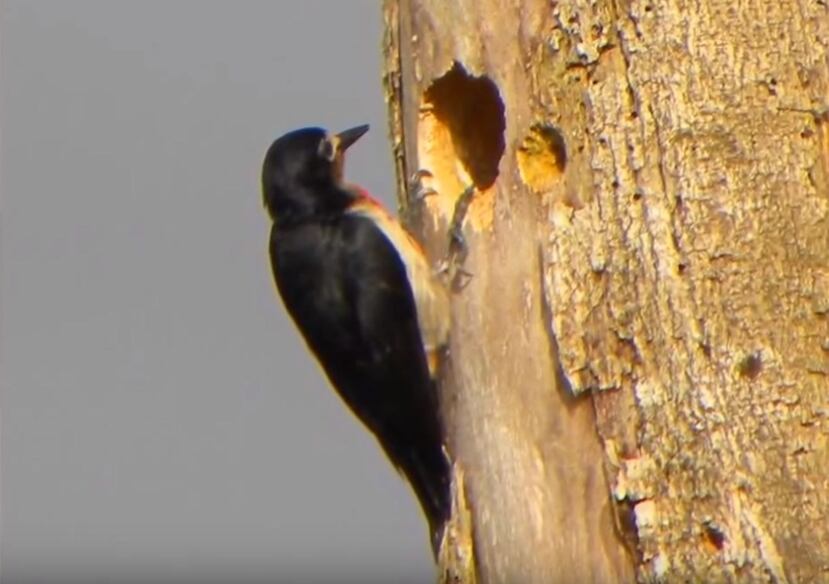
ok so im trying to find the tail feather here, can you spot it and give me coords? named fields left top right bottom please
left=388, top=434, right=451, bottom=554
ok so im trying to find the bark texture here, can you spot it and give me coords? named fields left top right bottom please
left=382, top=0, right=829, bottom=582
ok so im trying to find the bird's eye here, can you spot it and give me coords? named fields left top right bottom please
left=318, top=138, right=335, bottom=161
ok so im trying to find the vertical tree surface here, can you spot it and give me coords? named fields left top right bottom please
left=382, top=0, right=829, bottom=582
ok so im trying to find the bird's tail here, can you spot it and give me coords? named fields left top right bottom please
left=392, top=433, right=451, bottom=555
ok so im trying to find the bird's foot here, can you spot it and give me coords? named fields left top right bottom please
left=437, top=185, right=475, bottom=290
left=407, top=168, right=438, bottom=202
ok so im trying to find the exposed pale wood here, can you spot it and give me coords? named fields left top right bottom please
left=383, top=0, right=829, bottom=582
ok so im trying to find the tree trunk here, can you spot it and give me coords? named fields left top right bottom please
left=382, top=0, right=829, bottom=582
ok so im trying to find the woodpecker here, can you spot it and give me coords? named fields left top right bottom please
left=261, top=124, right=451, bottom=550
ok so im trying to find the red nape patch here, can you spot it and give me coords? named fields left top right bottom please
left=347, top=184, right=386, bottom=211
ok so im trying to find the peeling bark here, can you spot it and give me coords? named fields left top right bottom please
left=382, top=0, right=829, bottom=582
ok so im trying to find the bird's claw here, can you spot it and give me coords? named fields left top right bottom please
left=408, top=168, right=438, bottom=202
left=437, top=261, right=473, bottom=290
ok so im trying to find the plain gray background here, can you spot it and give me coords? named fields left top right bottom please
left=1, top=1, right=434, bottom=582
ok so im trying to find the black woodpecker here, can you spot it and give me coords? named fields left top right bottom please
left=261, top=124, right=451, bottom=551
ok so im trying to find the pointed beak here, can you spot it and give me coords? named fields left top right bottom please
left=335, top=124, right=370, bottom=152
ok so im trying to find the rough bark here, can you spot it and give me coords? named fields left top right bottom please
left=382, top=0, right=829, bottom=582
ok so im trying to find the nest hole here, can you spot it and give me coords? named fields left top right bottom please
left=419, top=62, right=505, bottom=190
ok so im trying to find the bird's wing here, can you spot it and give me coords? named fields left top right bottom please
left=336, top=214, right=437, bottom=416
left=336, top=215, right=449, bottom=529
left=270, top=215, right=436, bottom=427
left=346, top=194, right=450, bottom=375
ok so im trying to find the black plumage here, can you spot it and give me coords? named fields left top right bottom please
left=262, top=125, right=450, bottom=549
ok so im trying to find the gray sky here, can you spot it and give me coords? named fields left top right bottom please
left=1, top=1, right=434, bottom=582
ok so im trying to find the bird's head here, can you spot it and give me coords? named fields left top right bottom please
left=262, top=124, right=369, bottom=222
